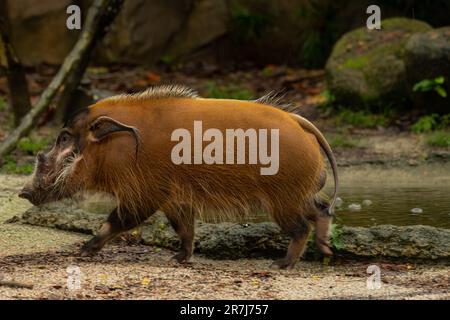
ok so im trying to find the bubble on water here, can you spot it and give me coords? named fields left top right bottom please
left=348, top=203, right=362, bottom=211
left=411, top=208, right=423, bottom=214
left=362, top=199, right=373, bottom=206
left=335, top=197, right=343, bottom=207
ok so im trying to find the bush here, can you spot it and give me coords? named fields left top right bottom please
left=411, top=113, right=450, bottom=133
left=426, top=131, right=450, bottom=148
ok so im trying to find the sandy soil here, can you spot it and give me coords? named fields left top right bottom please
left=0, top=174, right=449, bottom=300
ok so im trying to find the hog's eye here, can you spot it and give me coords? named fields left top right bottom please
left=57, top=132, right=72, bottom=146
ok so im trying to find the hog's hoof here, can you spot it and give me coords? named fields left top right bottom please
left=171, top=251, right=192, bottom=264
left=79, top=239, right=102, bottom=257
left=316, top=241, right=333, bottom=257
left=270, top=258, right=295, bottom=270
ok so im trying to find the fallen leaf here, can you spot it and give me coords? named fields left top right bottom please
left=141, top=278, right=151, bottom=286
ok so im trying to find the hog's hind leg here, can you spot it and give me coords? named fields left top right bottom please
left=314, top=195, right=333, bottom=257
left=164, top=206, right=195, bottom=263
left=270, top=209, right=312, bottom=270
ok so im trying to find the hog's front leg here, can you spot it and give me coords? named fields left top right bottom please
left=80, top=207, right=151, bottom=256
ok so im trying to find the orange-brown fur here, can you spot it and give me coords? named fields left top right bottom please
left=85, top=97, right=325, bottom=225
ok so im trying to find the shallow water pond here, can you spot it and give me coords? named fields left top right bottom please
left=326, top=163, right=450, bottom=228
left=247, top=163, right=450, bottom=229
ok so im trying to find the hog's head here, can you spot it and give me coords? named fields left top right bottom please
left=19, top=109, right=140, bottom=206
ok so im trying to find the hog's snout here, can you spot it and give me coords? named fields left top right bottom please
left=18, top=185, right=39, bottom=205
left=18, top=190, right=32, bottom=200
left=19, top=183, right=41, bottom=205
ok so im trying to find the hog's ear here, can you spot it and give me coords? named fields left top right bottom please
left=89, top=116, right=141, bottom=157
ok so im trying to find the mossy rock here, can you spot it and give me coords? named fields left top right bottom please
left=13, top=206, right=450, bottom=261
left=326, top=18, right=432, bottom=109
left=405, top=27, right=450, bottom=114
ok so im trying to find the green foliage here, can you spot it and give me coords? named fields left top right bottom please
left=301, top=31, right=326, bottom=68
left=296, top=1, right=341, bottom=68
left=160, top=54, right=175, bottom=66
left=18, top=136, right=50, bottom=155
left=230, top=4, right=274, bottom=41
left=335, top=109, right=389, bottom=128
left=411, top=114, right=450, bottom=133
left=204, top=81, right=254, bottom=100
left=411, top=114, right=438, bottom=133
left=321, top=89, right=336, bottom=106
left=330, top=224, right=344, bottom=250
left=1, top=156, right=34, bottom=175
left=425, top=131, right=450, bottom=148
left=413, top=76, right=447, bottom=98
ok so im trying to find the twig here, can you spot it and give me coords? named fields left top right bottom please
left=0, top=280, right=34, bottom=289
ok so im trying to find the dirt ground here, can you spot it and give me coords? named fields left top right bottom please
left=0, top=174, right=449, bottom=300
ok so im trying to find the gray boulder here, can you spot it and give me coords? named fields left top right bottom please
left=8, top=0, right=78, bottom=65
left=405, top=27, right=450, bottom=114
left=326, top=18, right=432, bottom=109
left=165, top=0, right=229, bottom=59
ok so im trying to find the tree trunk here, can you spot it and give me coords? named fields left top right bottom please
left=0, top=0, right=32, bottom=126
left=0, top=0, right=124, bottom=162
left=54, top=0, right=122, bottom=123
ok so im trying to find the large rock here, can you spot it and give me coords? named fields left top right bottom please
left=165, top=0, right=229, bottom=59
left=13, top=202, right=450, bottom=261
left=405, top=27, right=450, bottom=114
left=326, top=18, right=432, bottom=109
left=97, top=0, right=193, bottom=64
left=7, top=0, right=78, bottom=65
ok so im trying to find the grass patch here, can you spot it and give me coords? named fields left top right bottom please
left=425, top=131, right=450, bottom=148
left=204, top=82, right=254, bottom=100
left=1, top=156, right=34, bottom=175
left=334, top=109, right=389, bottom=128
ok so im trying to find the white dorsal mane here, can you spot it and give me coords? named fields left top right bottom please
left=102, top=84, right=200, bottom=103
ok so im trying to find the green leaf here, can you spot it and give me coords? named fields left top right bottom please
left=434, top=76, right=445, bottom=85
left=435, top=87, right=447, bottom=98
left=413, top=79, right=432, bottom=92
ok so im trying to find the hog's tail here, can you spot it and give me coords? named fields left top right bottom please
left=289, top=113, right=339, bottom=216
